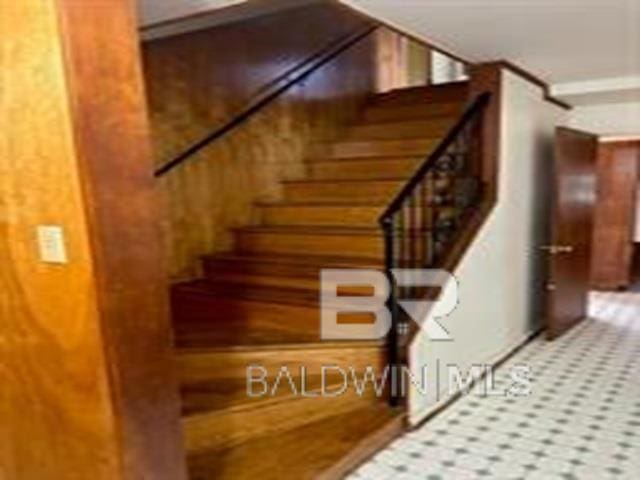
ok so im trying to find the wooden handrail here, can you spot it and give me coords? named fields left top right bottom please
left=154, top=24, right=378, bottom=177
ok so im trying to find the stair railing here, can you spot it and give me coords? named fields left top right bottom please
left=379, top=92, right=492, bottom=406
left=153, top=24, right=378, bottom=177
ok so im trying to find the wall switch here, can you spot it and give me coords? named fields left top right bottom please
left=37, top=225, right=68, bottom=264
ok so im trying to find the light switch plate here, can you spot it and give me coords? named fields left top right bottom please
left=37, top=225, right=68, bottom=264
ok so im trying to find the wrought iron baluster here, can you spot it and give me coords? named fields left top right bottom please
left=382, top=217, right=400, bottom=406
left=378, top=92, right=492, bottom=407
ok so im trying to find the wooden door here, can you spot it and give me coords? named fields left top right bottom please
left=546, top=127, right=598, bottom=340
left=591, top=141, right=640, bottom=289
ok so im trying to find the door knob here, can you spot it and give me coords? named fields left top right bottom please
left=540, top=245, right=574, bottom=254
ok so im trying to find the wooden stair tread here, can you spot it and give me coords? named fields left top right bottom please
left=202, top=253, right=383, bottom=291
left=172, top=279, right=382, bottom=347
left=362, top=102, right=465, bottom=123
left=182, top=373, right=351, bottom=415
left=307, top=157, right=422, bottom=166
left=306, top=158, right=423, bottom=181
left=203, top=252, right=382, bottom=269
left=173, top=279, right=321, bottom=306
left=257, top=200, right=386, bottom=207
left=235, top=224, right=386, bottom=258
left=236, top=225, right=380, bottom=235
left=173, top=279, right=382, bottom=308
left=282, top=177, right=406, bottom=185
left=187, top=404, right=402, bottom=480
left=348, top=117, right=456, bottom=130
left=283, top=178, right=405, bottom=204
left=306, top=154, right=424, bottom=163
left=259, top=199, right=391, bottom=207
left=202, top=271, right=375, bottom=295
left=370, top=82, right=469, bottom=107
left=319, top=137, right=438, bottom=154
left=176, top=339, right=383, bottom=355
left=372, top=81, right=468, bottom=99
left=259, top=204, right=384, bottom=228
left=176, top=341, right=385, bottom=384
left=175, top=328, right=318, bottom=349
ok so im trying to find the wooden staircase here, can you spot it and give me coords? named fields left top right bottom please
left=171, top=82, right=469, bottom=479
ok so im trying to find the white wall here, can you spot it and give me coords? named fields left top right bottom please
left=409, top=70, right=567, bottom=423
left=568, top=102, right=640, bottom=137
left=430, top=50, right=468, bottom=85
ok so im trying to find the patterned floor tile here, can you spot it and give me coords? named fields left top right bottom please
left=348, top=291, right=640, bottom=479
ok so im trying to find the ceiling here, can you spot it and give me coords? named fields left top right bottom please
left=341, top=0, right=640, bottom=84
left=138, top=0, right=640, bottom=104
left=342, top=0, right=640, bottom=104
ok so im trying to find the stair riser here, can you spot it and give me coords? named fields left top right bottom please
left=363, top=102, right=463, bottom=123
left=371, top=85, right=468, bottom=107
left=173, top=293, right=375, bottom=346
left=309, top=158, right=421, bottom=180
left=186, top=405, right=400, bottom=479
left=181, top=371, right=353, bottom=414
left=347, top=120, right=453, bottom=140
left=185, top=383, right=381, bottom=453
left=203, top=272, right=376, bottom=296
left=261, top=206, right=381, bottom=227
left=284, top=182, right=401, bottom=203
left=178, top=345, right=384, bottom=384
left=320, top=139, right=436, bottom=159
left=236, top=231, right=384, bottom=258
left=203, top=256, right=381, bottom=279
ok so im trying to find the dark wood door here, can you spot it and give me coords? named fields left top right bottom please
left=546, top=127, right=598, bottom=340
left=591, top=141, right=640, bottom=289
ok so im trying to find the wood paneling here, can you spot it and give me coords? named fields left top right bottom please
left=57, top=0, right=188, bottom=478
left=0, top=0, right=186, bottom=478
left=591, top=141, right=640, bottom=289
left=145, top=14, right=380, bottom=278
left=374, top=29, right=432, bottom=92
left=469, top=62, right=503, bottom=202
left=143, top=2, right=372, bottom=165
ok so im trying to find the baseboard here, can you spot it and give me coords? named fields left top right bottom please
left=408, top=327, right=544, bottom=428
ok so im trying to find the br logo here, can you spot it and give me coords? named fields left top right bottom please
left=320, top=269, right=459, bottom=341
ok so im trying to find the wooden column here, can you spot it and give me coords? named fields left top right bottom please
left=468, top=62, right=503, bottom=204
left=0, top=1, right=187, bottom=479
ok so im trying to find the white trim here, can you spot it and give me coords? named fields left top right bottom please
left=408, top=329, right=540, bottom=426
left=599, top=135, right=640, bottom=143
left=552, top=75, right=640, bottom=97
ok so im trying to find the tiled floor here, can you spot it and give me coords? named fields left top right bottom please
left=349, top=291, right=640, bottom=480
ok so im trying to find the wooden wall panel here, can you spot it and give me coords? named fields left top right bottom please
left=0, top=3, right=119, bottom=477
left=143, top=2, right=371, bottom=166
left=591, top=141, right=640, bottom=289
left=144, top=8, right=380, bottom=279
left=0, top=0, right=186, bottom=478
